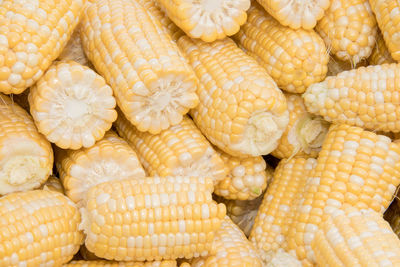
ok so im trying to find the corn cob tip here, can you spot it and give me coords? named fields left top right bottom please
left=302, top=82, right=327, bottom=114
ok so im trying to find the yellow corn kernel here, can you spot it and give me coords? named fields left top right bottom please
left=40, top=175, right=64, bottom=194
left=368, top=29, right=396, bottom=65
left=63, top=260, right=177, bottom=267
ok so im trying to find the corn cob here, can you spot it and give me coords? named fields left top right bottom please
left=28, top=61, right=117, bottom=149
left=64, top=260, right=178, bottom=267
left=304, top=63, right=400, bottom=132
left=250, top=157, right=317, bottom=262
left=312, top=205, right=400, bottom=266
left=177, top=36, right=288, bottom=157
left=81, top=0, right=199, bottom=134
left=271, top=93, right=329, bottom=159
left=0, top=93, right=53, bottom=195
left=233, top=3, right=329, bottom=94
left=58, top=25, right=90, bottom=67
left=40, top=175, right=64, bottom=194
left=190, top=216, right=263, bottom=267
left=316, top=0, right=377, bottom=65
left=368, top=30, right=396, bottom=65
left=56, top=130, right=145, bottom=207
left=0, top=0, right=85, bottom=94
left=80, top=176, right=226, bottom=261
left=0, top=190, right=83, bottom=266
left=369, top=0, right=400, bottom=61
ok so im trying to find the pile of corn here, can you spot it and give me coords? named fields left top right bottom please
left=2, top=0, right=400, bottom=266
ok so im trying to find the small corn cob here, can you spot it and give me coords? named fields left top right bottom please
left=56, top=130, right=145, bottom=207
left=153, top=0, right=250, bottom=42
left=0, top=0, right=85, bottom=94
left=233, top=3, right=329, bottom=94
left=0, top=93, right=53, bottom=195
left=316, top=0, right=377, bottom=65
left=369, top=0, right=400, bottom=61
left=81, top=0, right=199, bottom=134
left=271, top=93, right=329, bottom=159
left=304, top=63, right=400, bottom=132
left=58, top=25, right=90, bottom=67
left=64, top=260, right=178, bottom=267
left=213, top=148, right=273, bottom=200
left=177, top=36, right=288, bottom=157
left=326, top=57, right=367, bottom=76
left=115, top=114, right=227, bottom=186
left=368, top=30, right=396, bottom=65
left=81, top=176, right=226, bottom=261
left=28, top=61, right=117, bottom=149
left=40, top=175, right=64, bottom=194
left=0, top=190, right=84, bottom=266
left=190, top=216, right=263, bottom=267
left=312, top=206, right=400, bottom=266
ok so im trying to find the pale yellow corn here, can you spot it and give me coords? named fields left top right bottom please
left=0, top=0, right=85, bottom=94
left=0, top=190, right=84, bottom=266
left=234, top=3, right=329, bottom=94
left=40, top=175, right=64, bottom=194
left=177, top=36, right=288, bottom=157
left=63, top=260, right=178, bottom=267
left=368, top=29, right=396, bottom=65
left=81, top=0, right=199, bottom=134
left=0, top=93, right=53, bottom=195
left=56, top=131, right=145, bottom=207
left=58, top=25, right=90, bottom=67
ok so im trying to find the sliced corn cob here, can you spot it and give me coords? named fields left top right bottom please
left=28, top=61, right=117, bottom=149
left=0, top=93, right=53, bottom=195
left=326, top=57, right=367, bottom=76
left=213, top=148, right=273, bottom=200
left=316, top=0, right=377, bottom=65
left=286, top=124, right=400, bottom=264
left=80, top=176, right=226, bottom=261
left=177, top=36, right=288, bottom=157
left=304, top=63, right=400, bottom=132
left=40, top=175, right=64, bottom=194
left=58, top=25, right=90, bottom=67
left=368, top=30, right=396, bottom=65
left=369, top=0, right=400, bottom=61
left=153, top=0, right=250, bottom=42
left=255, top=0, right=330, bottom=29
left=233, top=3, right=329, bottom=94
left=10, top=88, right=30, bottom=112
left=249, top=157, right=317, bottom=262
left=0, top=190, right=84, bottom=266
left=312, top=206, right=400, bottom=266
left=64, top=260, right=177, bottom=267
left=56, top=130, right=145, bottom=207
left=115, top=114, right=227, bottom=186
left=190, top=216, right=263, bottom=267
left=0, top=0, right=85, bottom=94
left=80, top=0, right=199, bottom=134
left=271, top=93, right=329, bottom=159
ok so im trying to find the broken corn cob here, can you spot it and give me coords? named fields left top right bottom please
left=368, top=29, right=396, bottom=65
left=63, top=260, right=178, bottom=267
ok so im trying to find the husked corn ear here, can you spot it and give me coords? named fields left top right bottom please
left=40, top=175, right=64, bottom=194
left=368, top=30, right=396, bottom=65
left=153, top=0, right=250, bottom=42
left=312, top=206, right=400, bottom=266
left=316, top=0, right=377, bottom=65
left=190, top=216, right=263, bottom=267
left=64, top=260, right=178, bottom=267
left=234, top=3, right=329, bottom=94
left=369, top=0, right=400, bottom=61
left=326, top=58, right=367, bottom=76
left=29, top=61, right=117, bottom=149
left=56, top=131, right=145, bottom=207
left=177, top=36, right=288, bottom=157
left=272, top=94, right=329, bottom=159
left=81, top=176, right=226, bottom=261
left=213, top=148, right=272, bottom=200
left=81, top=0, right=199, bottom=134
left=250, top=157, right=317, bottom=262
left=0, top=93, right=53, bottom=195
left=0, top=190, right=83, bottom=266
left=0, top=0, right=85, bottom=94
left=58, top=25, right=90, bottom=67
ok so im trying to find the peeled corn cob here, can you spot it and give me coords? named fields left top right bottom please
left=40, top=175, right=64, bottom=194
left=64, top=260, right=178, bottom=267
left=58, top=25, right=90, bottom=67
left=0, top=0, right=85, bottom=94
left=56, top=131, right=145, bottom=207
left=368, top=30, right=396, bottom=65
left=234, top=3, right=329, bottom=94
left=177, top=36, right=288, bottom=157
left=81, top=0, right=199, bottom=134
left=0, top=190, right=84, bottom=266
left=80, top=176, right=226, bottom=261
left=0, top=93, right=53, bottom=195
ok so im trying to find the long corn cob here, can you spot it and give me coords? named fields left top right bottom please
left=0, top=0, right=85, bottom=94
left=304, top=63, right=400, bottom=132
left=177, top=36, right=288, bottom=157
left=58, top=25, right=90, bottom=67
left=368, top=30, right=396, bottom=65
left=0, top=93, right=53, bottom=195
left=316, top=0, right=377, bottom=65
left=80, top=176, right=226, bottom=261
left=64, top=260, right=178, bottom=267
left=29, top=61, right=117, bottom=149
left=0, top=190, right=84, bottom=266
left=40, top=175, right=64, bottom=194
left=233, top=3, right=329, bottom=94
left=271, top=93, right=329, bottom=159
left=80, top=0, right=199, bottom=134
left=56, top=131, right=145, bottom=207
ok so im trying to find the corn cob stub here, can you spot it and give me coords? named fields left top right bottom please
left=63, top=260, right=178, bottom=266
